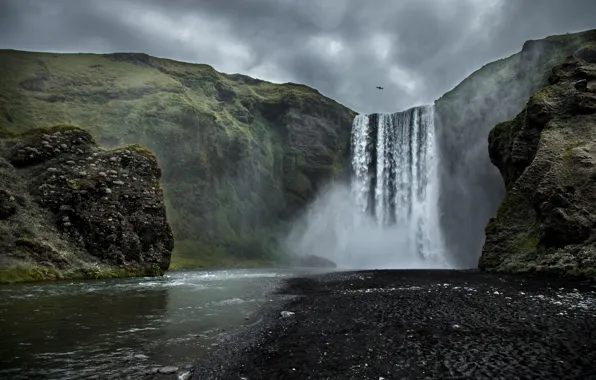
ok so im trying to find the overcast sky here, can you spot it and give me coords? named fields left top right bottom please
left=0, top=0, right=594, bottom=114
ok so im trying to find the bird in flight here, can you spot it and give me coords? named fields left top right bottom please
left=376, top=86, right=384, bottom=90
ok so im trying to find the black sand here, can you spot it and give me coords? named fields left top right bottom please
left=190, top=270, right=596, bottom=380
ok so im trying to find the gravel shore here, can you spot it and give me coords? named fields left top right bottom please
left=189, top=269, right=596, bottom=380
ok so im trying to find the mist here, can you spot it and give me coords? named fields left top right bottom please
left=284, top=181, right=455, bottom=270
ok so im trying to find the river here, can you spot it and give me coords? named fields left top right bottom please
left=0, top=268, right=316, bottom=379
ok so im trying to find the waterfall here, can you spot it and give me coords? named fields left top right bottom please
left=285, top=105, right=451, bottom=269
left=351, top=105, right=445, bottom=262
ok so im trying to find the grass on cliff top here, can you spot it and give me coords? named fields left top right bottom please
left=0, top=49, right=351, bottom=139
left=0, top=123, right=82, bottom=139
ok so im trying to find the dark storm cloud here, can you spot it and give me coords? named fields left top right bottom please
left=0, top=0, right=595, bottom=113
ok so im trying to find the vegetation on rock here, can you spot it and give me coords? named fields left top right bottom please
left=0, top=125, right=173, bottom=283
left=434, top=29, right=596, bottom=267
left=0, top=51, right=356, bottom=269
left=481, top=56, right=596, bottom=278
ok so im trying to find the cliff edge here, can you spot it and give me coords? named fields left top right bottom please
left=481, top=53, right=596, bottom=277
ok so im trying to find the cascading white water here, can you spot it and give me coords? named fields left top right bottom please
left=351, top=114, right=371, bottom=213
left=285, top=105, right=451, bottom=269
left=351, top=106, right=445, bottom=262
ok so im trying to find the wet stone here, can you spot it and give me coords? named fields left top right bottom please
left=158, top=366, right=178, bottom=374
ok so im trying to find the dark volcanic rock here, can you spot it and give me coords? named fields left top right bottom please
left=0, top=188, right=17, bottom=219
left=574, top=46, right=596, bottom=63
left=0, top=125, right=174, bottom=282
left=191, top=270, right=596, bottom=380
left=481, top=58, right=596, bottom=277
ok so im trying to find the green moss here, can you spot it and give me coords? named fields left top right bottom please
left=0, top=264, right=63, bottom=284
left=0, top=262, right=165, bottom=284
left=494, top=191, right=518, bottom=220
left=529, top=86, right=554, bottom=104
left=67, top=178, right=94, bottom=190
left=169, top=239, right=272, bottom=270
left=560, top=149, right=574, bottom=160
left=1, top=124, right=84, bottom=140
left=515, top=228, right=542, bottom=254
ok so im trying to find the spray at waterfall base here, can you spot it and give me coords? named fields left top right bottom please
left=286, top=105, right=455, bottom=270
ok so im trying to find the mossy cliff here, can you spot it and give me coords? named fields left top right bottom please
left=0, top=51, right=356, bottom=268
left=0, top=125, right=174, bottom=283
left=480, top=55, right=596, bottom=277
left=434, top=29, right=596, bottom=267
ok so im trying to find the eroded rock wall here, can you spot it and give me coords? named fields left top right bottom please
left=435, top=29, right=596, bottom=267
left=480, top=56, right=596, bottom=277
left=0, top=125, right=173, bottom=282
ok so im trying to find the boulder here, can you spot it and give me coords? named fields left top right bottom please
left=0, top=125, right=174, bottom=283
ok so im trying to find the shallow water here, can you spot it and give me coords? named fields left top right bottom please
left=0, top=268, right=313, bottom=379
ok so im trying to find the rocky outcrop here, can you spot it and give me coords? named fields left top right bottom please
left=0, top=125, right=174, bottom=283
left=480, top=57, right=596, bottom=277
left=434, top=29, right=596, bottom=267
left=0, top=51, right=355, bottom=268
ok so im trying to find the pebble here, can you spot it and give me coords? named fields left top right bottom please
left=158, top=366, right=178, bottom=374
left=211, top=271, right=596, bottom=379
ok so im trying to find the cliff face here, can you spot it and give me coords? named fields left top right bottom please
left=434, top=29, right=596, bottom=267
left=0, top=51, right=356, bottom=267
left=480, top=56, right=596, bottom=277
left=0, top=125, right=174, bottom=283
